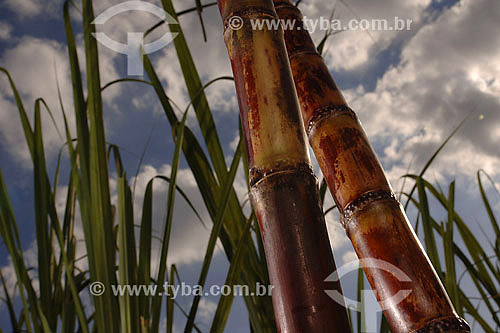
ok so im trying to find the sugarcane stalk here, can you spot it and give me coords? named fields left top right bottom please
left=217, top=0, right=351, bottom=331
left=273, top=1, right=470, bottom=332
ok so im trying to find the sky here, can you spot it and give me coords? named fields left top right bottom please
left=0, top=0, right=499, bottom=331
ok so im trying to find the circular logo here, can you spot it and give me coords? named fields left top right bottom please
left=325, top=258, right=413, bottom=311
left=91, top=1, right=179, bottom=75
left=228, top=16, right=244, bottom=30
left=89, top=281, right=106, bottom=296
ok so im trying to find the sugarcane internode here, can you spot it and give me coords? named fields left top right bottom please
left=273, top=0, right=471, bottom=332
left=218, top=0, right=352, bottom=331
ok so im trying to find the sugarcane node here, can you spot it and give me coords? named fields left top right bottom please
left=218, top=0, right=351, bottom=330
left=249, top=161, right=314, bottom=187
left=273, top=1, right=302, bottom=21
left=307, top=104, right=356, bottom=139
left=273, top=1, right=471, bottom=332
left=288, top=50, right=322, bottom=62
left=249, top=166, right=351, bottom=332
left=274, top=3, right=320, bottom=59
left=273, top=0, right=296, bottom=9
left=340, top=190, right=397, bottom=228
left=282, top=33, right=320, bottom=61
left=411, top=315, right=471, bottom=333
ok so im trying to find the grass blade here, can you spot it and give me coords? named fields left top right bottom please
left=151, top=109, right=190, bottom=331
left=404, top=115, right=470, bottom=210
left=210, top=213, right=254, bottom=332
left=82, top=0, right=119, bottom=330
left=112, top=146, right=139, bottom=333
left=444, top=181, right=460, bottom=312
left=416, top=177, right=442, bottom=275
left=477, top=170, right=500, bottom=241
left=185, top=138, right=242, bottom=332
left=0, top=268, right=19, bottom=331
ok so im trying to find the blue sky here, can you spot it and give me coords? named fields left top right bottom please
left=1, top=0, right=499, bottom=331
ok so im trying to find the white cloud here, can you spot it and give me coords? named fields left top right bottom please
left=2, top=0, right=499, bottom=324
left=153, top=46, right=190, bottom=112
left=0, top=30, right=123, bottom=167
left=205, top=79, right=237, bottom=114
left=130, top=163, right=215, bottom=269
left=0, top=161, right=215, bottom=310
left=229, top=132, right=240, bottom=152
left=344, top=0, right=500, bottom=188
left=0, top=240, right=38, bottom=302
left=324, top=191, right=357, bottom=268
left=0, top=22, right=12, bottom=40
left=4, top=0, right=62, bottom=18
left=0, top=37, right=73, bottom=165
left=197, top=298, right=217, bottom=327
left=152, top=2, right=237, bottom=115
left=298, top=0, right=432, bottom=70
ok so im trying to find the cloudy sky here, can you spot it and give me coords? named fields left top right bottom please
left=0, top=0, right=499, bottom=331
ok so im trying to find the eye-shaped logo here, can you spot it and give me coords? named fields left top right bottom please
left=325, top=258, right=412, bottom=316
left=92, top=1, right=179, bottom=75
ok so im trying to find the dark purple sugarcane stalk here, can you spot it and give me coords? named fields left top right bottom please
left=217, top=0, right=352, bottom=331
left=273, top=1, right=470, bottom=332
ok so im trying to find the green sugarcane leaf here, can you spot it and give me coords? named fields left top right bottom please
left=114, top=145, right=139, bottom=333
left=357, top=265, right=364, bottom=333
left=0, top=68, right=35, bottom=158
left=138, top=180, right=153, bottom=328
left=34, top=99, right=89, bottom=332
left=477, top=170, right=500, bottom=242
left=211, top=212, right=254, bottom=332
left=33, top=101, right=54, bottom=328
left=406, top=175, right=500, bottom=304
left=151, top=109, right=189, bottom=331
left=185, top=138, right=243, bottom=332
left=404, top=115, right=470, bottom=210
left=458, top=288, right=493, bottom=332
left=159, top=2, right=255, bottom=270
left=143, top=55, right=237, bottom=262
left=64, top=0, right=90, bottom=176
left=82, top=0, right=119, bottom=330
left=405, top=189, right=500, bottom=309
left=166, top=264, right=177, bottom=333
left=444, top=181, right=460, bottom=312
left=416, top=177, right=442, bottom=275
left=0, top=268, right=19, bottom=331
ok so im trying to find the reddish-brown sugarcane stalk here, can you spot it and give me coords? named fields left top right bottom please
left=217, top=0, right=351, bottom=331
left=273, top=1, right=470, bottom=332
